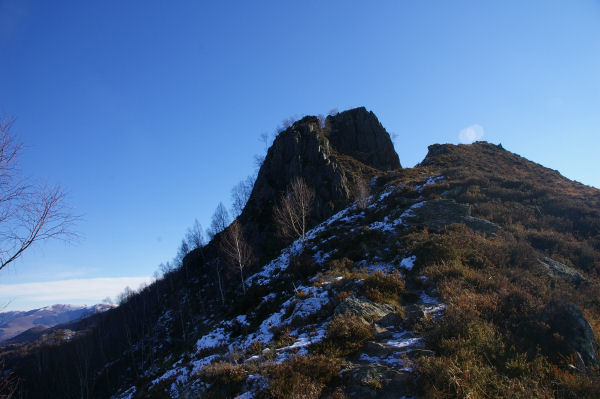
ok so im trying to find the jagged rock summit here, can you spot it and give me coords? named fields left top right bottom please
left=240, top=107, right=400, bottom=257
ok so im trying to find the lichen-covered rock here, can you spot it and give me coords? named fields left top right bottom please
left=335, top=296, right=396, bottom=322
left=538, top=257, right=586, bottom=284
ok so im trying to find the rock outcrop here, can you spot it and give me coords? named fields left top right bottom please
left=239, top=107, right=400, bottom=260
left=324, top=107, right=401, bottom=171
left=537, top=257, right=586, bottom=284
left=538, top=301, right=598, bottom=367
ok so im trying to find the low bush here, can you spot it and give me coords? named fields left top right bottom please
left=314, top=313, right=374, bottom=356
left=261, top=355, right=342, bottom=399
left=361, top=270, right=405, bottom=305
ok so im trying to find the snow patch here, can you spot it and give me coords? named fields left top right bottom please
left=400, top=201, right=426, bottom=218
left=196, top=327, right=230, bottom=352
left=385, top=331, right=424, bottom=351
left=399, top=256, right=416, bottom=271
left=114, top=386, right=136, bottom=399
left=190, top=354, right=220, bottom=374
left=415, top=176, right=445, bottom=192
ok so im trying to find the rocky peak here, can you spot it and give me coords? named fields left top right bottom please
left=239, top=107, right=400, bottom=259
left=325, top=107, right=401, bottom=171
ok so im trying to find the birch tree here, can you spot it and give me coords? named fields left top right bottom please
left=219, top=220, right=253, bottom=294
left=273, top=177, right=315, bottom=242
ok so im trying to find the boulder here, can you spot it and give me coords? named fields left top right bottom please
left=335, top=296, right=396, bottom=322
left=537, top=257, right=585, bottom=284
left=539, top=301, right=598, bottom=367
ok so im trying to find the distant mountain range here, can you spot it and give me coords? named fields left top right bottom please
left=0, top=304, right=113, bottom=343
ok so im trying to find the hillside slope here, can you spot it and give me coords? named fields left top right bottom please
left=2, top=114, right=599, bottom=398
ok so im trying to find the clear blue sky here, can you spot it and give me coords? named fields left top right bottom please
left=0, top=1, right=599, bottom=310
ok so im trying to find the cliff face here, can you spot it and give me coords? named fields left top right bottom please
left=325, top=106, right=401, bottom=171
left=239, top=107, right=400, bottom=258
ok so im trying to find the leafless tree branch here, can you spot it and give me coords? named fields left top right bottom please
left=219, top=220, right=253, bottom=294
left=273, top=177, right=315, bottom=242
left=0, top=117, right=78, bottom=272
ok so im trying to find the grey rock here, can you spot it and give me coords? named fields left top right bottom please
left=335, top=296, right=396, bottom=322
left=538, top=257, right=585, bottom=284
left=540, top=301, right=598, bottom=367
left=342, top=363, right=414, bottom=399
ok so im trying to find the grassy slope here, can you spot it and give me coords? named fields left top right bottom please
left=391, top=142, right=600, bottom=398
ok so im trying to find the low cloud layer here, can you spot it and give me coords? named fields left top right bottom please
left=459, top=124, right=485, bottom=144
left=0, top=276, right=153, bottom=311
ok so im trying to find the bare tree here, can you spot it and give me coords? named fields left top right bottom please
left=185, top=219, right=204, bottom=250
left=174, top=239, right=189, bottom=267
left=277, top=115, right=297, bottom=133
left=0, top=117, right=77, bottom=272
left=207, top=202, right=230, bottom=240
left=208, top=258, right=226, bottom=305
left=231, top=175, right=254, bottom=217
left=159, top=261, right=175, bottom=275
left=219, top=220, right=253, bottom=294
left=259, top=132, right=270, bottom=153
left=273, top=177, right=315, bottom=242
left=354, top=176, right=371, bottom=209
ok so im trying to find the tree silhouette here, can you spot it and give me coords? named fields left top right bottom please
left=0, top=117, right=77, bottom=272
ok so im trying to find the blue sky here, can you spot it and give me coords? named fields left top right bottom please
left=0, top=1, right=598, bottom=310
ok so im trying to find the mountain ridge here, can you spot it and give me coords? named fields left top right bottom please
left=0, top=303, right=113, bottom=343
left=2, top=108, right=599, bottom=398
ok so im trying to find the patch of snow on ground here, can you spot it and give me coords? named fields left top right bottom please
left=288, top=285, right=329, bottom=321
left=286, top=326, right=327, bottom=351
left=246, top=206, right=357, bottom=287
left=399, top=256, right=416, bottom=270
left=196, top=327, right=230, bottom=352
left=261, top=293, right=277, bottom=303
left=190, top=354, right=220, bottom=374
left=415, top=176, right=445, bottom=192
left=275, top=323, right=328, bottom=362
left=313, top=249, right=337, bottom=265
left=368, top=216, right=406, bottom=232
left=243, top=287, right=329, bottom=348
left=235, top=374, right=268, bottom=399
left=243, top=305, right=288, bottom=346
left=151, top=367, right=181, bottom=386
left=359, top=353, right=406, bottom=367
left=363, top=262, right=397, bottom=274
left=235, top=314, right=249, bottom=326
left=421, top=292, right=447, bottom=317
left=385, top=331, right=424, bottom=351
left=400, top=201, right=426, bottom=218
left=235, top=393, right=255, bottom=399
left=368, top=186, right=395, bottom=209
left=115, top=386, right=136, bottom=399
